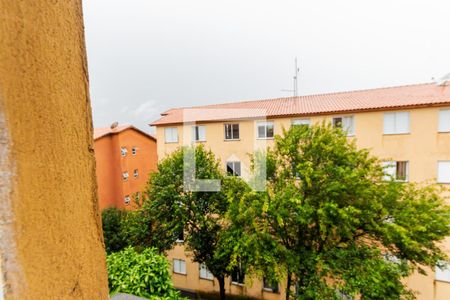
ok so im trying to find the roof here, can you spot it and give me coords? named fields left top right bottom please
left=150, top=82, right=450, bottom=126
left=94, top=124, right=156, bottom=141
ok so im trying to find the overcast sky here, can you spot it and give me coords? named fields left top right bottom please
left=83, top=0, right=450, bottom=133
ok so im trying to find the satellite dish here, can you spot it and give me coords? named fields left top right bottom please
left=434, top=73, right=450, bottom=86
left=110, top=121, right=119, bottom=129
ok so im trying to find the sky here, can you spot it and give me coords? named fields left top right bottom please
left=83, top=0, right=450, bottom=133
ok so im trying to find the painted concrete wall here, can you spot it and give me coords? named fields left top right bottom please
left=0, top=1, right=109, bottom=299
left=94, top=135, right=122, bottom=209
left=156, top=105, right=450, bottom=299
left=94, top=129, right=158, bottom=210
left=116, top=129, right=157, bottom=209
left=168, top=245, right=285, bottom=299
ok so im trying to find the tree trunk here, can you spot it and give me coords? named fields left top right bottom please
left=285, top=271, right=292, bottom=300
left=218, top=275, right=226, bottom=300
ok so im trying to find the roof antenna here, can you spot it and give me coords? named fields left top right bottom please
left=281, top=57, right=300, bottom=96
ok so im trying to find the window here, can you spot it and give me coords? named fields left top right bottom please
left=124, top=195, right=131, bottom=205
left=383, top=253, right=401, bottom=264
left=439, top=109, right=450, bottom=132
left=384, top=112, right=410, bottom=134
left=263, top=277, right=279, bottom=293
left=164, top=127, right=178, bottom=143
left=436, top=261, right=450, bottom=282
left=227, top=161, right=241, bottom=176
left=336, top=290, right=354, bottom=300
left=133, top=169, right=139, bottom=178
left=132, top=147, right=137, bottom=155
left=173, top=259, right=186, bottom=275
left=176, top=228, right=184, bottom=243
left=438, top=161, right=450, bottom=183
left=292, top=119, right=311, bottom=126
left=192, top=125, right=206, bottom=142
left=382, top=161, right=409, bottom=181
left=225, top=124, right=240, bottom=140
left=257, top=121, right=274, bottom=139
left=122, top=171, right=129, bottom=181
left=231, top=266, right=245, bottom=285
left=199, top=264, right=214, bottom=280
left=121, top=147, right=127, bottom=157
left=332, top=116, right=355, bottom=135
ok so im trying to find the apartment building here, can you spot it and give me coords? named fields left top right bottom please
left=151, top=83, right=450, bottom=299
left=94, top=123, right=157, bottom=210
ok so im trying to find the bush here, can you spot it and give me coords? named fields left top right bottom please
left=107, top=247, right=186, bottom=299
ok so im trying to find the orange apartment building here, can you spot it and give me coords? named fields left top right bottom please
left=151, top=82, right=450, bottom=299
left=94, top=123, right=157, bottom=210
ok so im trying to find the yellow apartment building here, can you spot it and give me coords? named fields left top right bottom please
left=151, top=82, right=450, bottom=299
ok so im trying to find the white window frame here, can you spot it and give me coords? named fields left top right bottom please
left=124, top=195, right=131, bottom=205
left=132, top=147, right=137, bottom=155
left=435, top=261, right=450, bottom=282
left=122, top=171, right=129, bottom=181
left=439, top=109, right=450, bottom=133
left=332, top=115, right=355, bottom=136
left=292, top=119, right=311, bottom=126
left=133, top=169, right=139, bottom=178
left=437, top=161, right=450, bottom=184
left=227, top=161, right=241, bottom=177
left=256, top=121, right=274, bottom=139
left=224, top=123, right=240, bottom=140
left=384, top=111, right=410, bottom=135
left=263, top=277, right=279, bottom=293
left=231, top=265, right=245, bottom=285
left=121, top=147, right=127, bottom=157
left=176, top=229, right=184, bottom=243
left=382, top=161, right=409, bottom=182
left=173, top=259, right=187, bottom=275
left=164, top=127, right=179, bottom=143
left=192, top=125, right=206, bottom=142
left=199, top=264, right=214, bottom=280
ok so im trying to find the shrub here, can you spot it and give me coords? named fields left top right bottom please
left=107, top=247, right=186, bottom=299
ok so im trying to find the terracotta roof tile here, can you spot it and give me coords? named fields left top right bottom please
left=94, top=124, right=156, bottom=140
left=150, top=83, right=450, bottom=126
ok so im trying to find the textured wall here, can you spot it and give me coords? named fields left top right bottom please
left=94, top=129, right=158, bottom=210
left=0, top=1, right=109, bottom=299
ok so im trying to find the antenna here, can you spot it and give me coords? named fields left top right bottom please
left=281, top=57, right=300, bottom=96
left=293, top=57, right=299, bottom=96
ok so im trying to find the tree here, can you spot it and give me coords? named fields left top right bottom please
left=102, top=208, right=128, bottom=254
left=229, top=124, right=450, bottom=299
left=102, top=198, right=180, bottom=254
left=142, top=145, right=249, bottom=300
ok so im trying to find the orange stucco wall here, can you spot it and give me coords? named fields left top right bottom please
left=94, top=128, right=158, bottom=210
left=0, top=1, right=109, bottom=299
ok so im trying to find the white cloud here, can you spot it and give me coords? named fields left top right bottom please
left=133, top=100, right=158, bottom=117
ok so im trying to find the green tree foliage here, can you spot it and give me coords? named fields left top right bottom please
left=229, top=124, right=450, bottom=299
left=102, top=203, right=175, bottom=254
left=107, top=247, right=186, bottom=299
left=142, top=145, right=249, bottom=300
left=102, top=208, right=128, bottom=254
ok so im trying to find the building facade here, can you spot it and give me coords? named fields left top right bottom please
left=151, top=83, right=450, bottom=299
left=94, top=124, right=158, bottom=210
